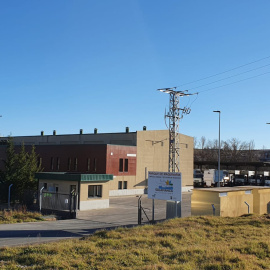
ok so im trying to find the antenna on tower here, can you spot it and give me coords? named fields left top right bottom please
left=158, top=87, right=196, bottom=173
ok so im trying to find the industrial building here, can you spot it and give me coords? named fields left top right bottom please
left=0, top=128, right=194, bottom=211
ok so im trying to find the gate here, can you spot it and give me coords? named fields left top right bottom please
left=40, top=191, right=77, bottom=218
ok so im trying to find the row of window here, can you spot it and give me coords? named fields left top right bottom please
left=48, top=157, right=97, bottom=172
left=45, top=157, right=130, bottom=172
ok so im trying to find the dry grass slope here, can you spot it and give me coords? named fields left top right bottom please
left=0, top=214, right=270, bottom=269
left=0, top=208, right=44, bottom=224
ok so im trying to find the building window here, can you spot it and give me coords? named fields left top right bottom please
left=124, top=159, right=128, bottom=172
left=57, top=157, right=60, bottom=171
left=88, top=185, right=102, bottom=198
left=118, top=181, right=122, bottom=189
left=93, top=158, right=97, bottom=172
left=68, top=158, right=71, bottom=171
left=50, top=157, right=54, bottom=170
left=87, top=158, right=90, bottom=171
left=119, top=158, right=123, bottom=172
left=123, top=181, right=127, bottom=189
left=74, top=158, right=78, bottom=171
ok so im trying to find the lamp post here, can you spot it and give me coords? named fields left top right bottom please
left=213, top=110, right=221, bottom=188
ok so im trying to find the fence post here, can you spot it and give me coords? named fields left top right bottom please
left=69, top=193, right=73, bottom=218
left=152, top=199, right=155, bottom=224
left=211, top=204, right=215, bottom=216
left=244, top=201, right=250, bottom=214
left=8, top=184, right=13, bottom=210
left=39, top=187, right=44, bottom=212
left=138, top=195, right=142, bottom=225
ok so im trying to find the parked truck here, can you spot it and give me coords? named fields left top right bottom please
left=203, top=169, right=225, bottom=187
left=234, top=170, right=248, bottom=185
left=248, top=171, right=263, bottom=185
left=193, top=169, right=204, bottom=187
left=264, top=171, right=270, bottom=186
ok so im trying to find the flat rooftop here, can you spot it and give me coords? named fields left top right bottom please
left=194, top=186, right=270, bottom=193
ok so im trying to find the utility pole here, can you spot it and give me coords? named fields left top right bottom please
left=158, top=88, right=192, bottom=172
left=158, top=87, right=195, bottom=218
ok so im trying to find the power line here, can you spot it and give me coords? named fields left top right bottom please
left=187, top=63, right=270, bottom=90
left=177, top=55, right=270, bottom=87
left=197, top=71, right=270, bottom=94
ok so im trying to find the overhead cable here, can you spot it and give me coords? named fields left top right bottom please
left=177, top=55, right=270, bottom=87
left=197, top=71, right=270, bottom=94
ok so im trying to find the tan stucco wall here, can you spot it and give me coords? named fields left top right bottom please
left=192, top=188, right=256, bottom=217
left=136, top=130, right=194, bottom=189
left=108, top=175, right=137, bottom=190
left=179, top=134, right=194, bottom=188
left=253, top=188, right=270, bottom=214
left=80, top=181, right=109, bottom=202
left=220, top=190, right=253, bottom=217
left=192, top=190, right=220, bottom=216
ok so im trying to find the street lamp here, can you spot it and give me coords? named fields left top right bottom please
left=213, top=110, right=221, bottom=188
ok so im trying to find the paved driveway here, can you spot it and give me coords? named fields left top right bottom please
left=0, top=194, right=191, bottom=248
left=0, top=195, right=166, bottom=248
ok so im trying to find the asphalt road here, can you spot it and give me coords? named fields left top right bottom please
left=0, top=194, right=190, bottom=248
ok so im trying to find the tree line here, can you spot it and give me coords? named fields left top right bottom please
left=0, top=139, right=41, bottom=204
left=194, top=136, right=258, bottom=163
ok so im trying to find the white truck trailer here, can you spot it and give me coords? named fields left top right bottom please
left=203, top=169, right=225, bottom=187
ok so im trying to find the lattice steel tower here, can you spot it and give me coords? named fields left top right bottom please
left=158, top=88, right=192, bottom=173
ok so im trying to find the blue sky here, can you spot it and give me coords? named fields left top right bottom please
left=0, top=1, right=270, bottom=148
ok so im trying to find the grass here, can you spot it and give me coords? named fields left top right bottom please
left=1, top=214, right=270, bottom=269
left=0, top=207, right=44, bottom=224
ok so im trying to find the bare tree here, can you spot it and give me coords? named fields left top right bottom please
left=198, top=136, right=206, bottom=149
left=195, top=137, right=257, bottom=163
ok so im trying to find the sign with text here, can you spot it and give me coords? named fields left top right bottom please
left=148, top=171, right=182, bottom=201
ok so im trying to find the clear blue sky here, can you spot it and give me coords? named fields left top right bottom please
left=1, top=1, right=270, bottom=149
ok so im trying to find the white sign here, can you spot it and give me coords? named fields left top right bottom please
left=148, top=171, right=182, bottom=201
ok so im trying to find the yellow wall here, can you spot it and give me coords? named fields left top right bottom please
left=192, top=190, right=220, bottom=216
left=220, top=190, right=253, bottom=217
left=136, top=130, right=194, bottom=189
left=108, top=175, right=136, bottom=190
left=80, top=181, right=109, bottom=202
left=253, top=188, right=270, bottom=214
left=192, top=188, right=264, bottom=217
left=179, top=134, right=194, bottom=188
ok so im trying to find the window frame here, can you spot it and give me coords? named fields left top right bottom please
left=88, top=185, right=102, bottom=198
left=124, top=159, right=128, bottom=172
left=119, top=158, right=123, bottom=172
left=118, top=181, right=122, bottom=189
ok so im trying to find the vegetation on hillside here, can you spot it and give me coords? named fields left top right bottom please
left=0, top=214, right=270, bottom=269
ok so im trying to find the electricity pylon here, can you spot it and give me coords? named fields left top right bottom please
left=158, top=87, right=192, bottom=173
